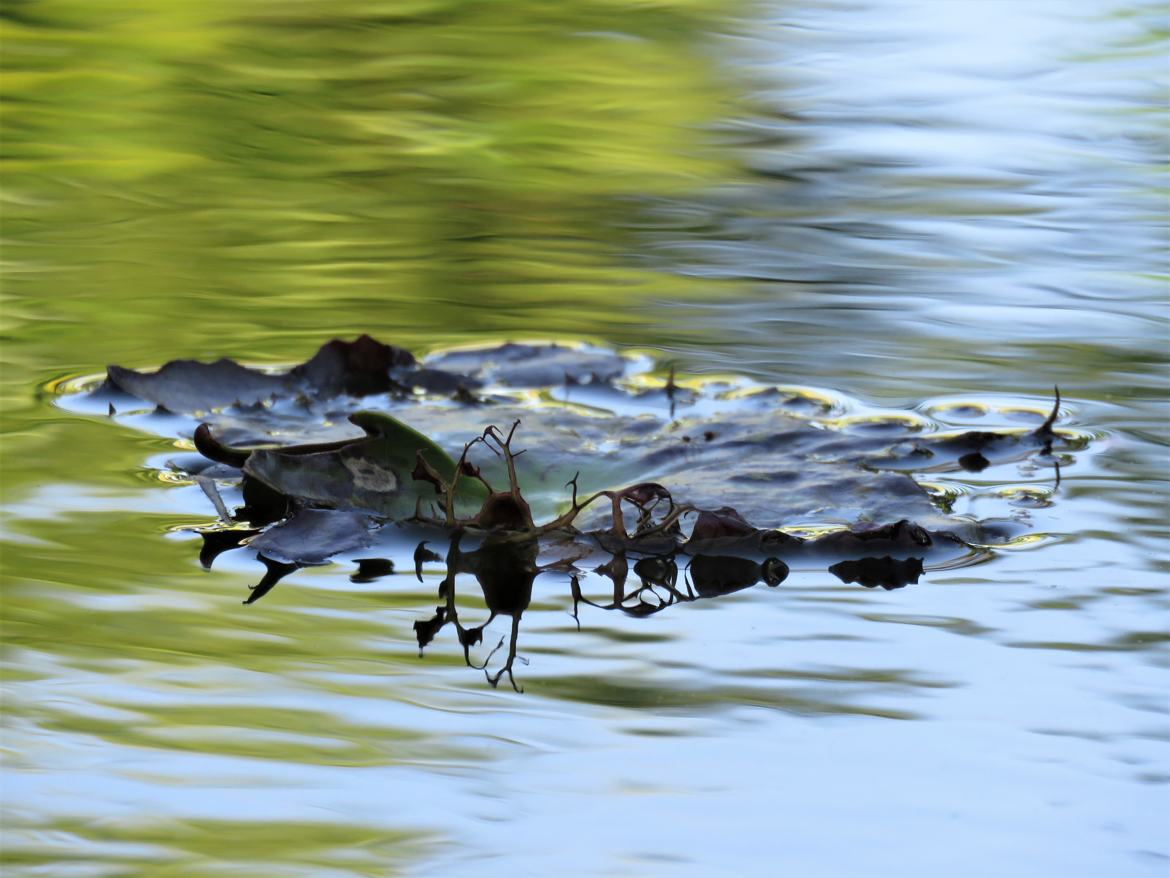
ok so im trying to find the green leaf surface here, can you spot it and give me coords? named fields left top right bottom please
left=244, top=411, right=487, bottom=519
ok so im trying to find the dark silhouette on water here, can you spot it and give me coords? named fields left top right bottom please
left=69, top=338, right=1084, bottom=688
left=414, top=532, right=538, bottom=691
left=829, top=556, right=924, bottom=591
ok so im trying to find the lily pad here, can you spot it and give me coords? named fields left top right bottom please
left=61, top=335, right=1087, bottom=570
left=423, top=342, right=630, bottom=387
left=194, top=410, right=487, bottom=520
left=102, top=335, right=464, bottom=413
left=288, top=335, right=415, bottom=397
left=248, top=508, right=374, bottom=565
left=106, top=359, right=287, bottom=413
left=51, top=336, right=1099, bottom=690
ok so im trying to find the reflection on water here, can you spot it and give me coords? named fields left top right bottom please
left=200, top=529, right=925, bottom=692
left=424, top=538, right=791, bottom=691
left=1, top=0, right=745, bottom=395
left=2, top=0, right=1168, bottom=875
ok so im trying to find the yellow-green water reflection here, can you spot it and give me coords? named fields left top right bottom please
left=2, top=0, right=747, bottom=392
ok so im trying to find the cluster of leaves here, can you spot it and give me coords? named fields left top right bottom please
left=81, top=334, right=1081, bottom=566
left=67, top=335, right=1085, bottom=688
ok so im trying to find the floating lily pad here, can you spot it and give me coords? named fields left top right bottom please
left=423, top=342, right=630, bottom=387
left=52, top=337, right=1095, bottom=689
left=239, top=411, right=485, bottom=519
left=248, top=509, right=374, bottom=565
left=106, top=359, right=287, bottom=413
left=61, top=336, right=1085, bottom=571
left=103, top=335, right=464, bottom=413
left=288, top=335, right=416, bottom=397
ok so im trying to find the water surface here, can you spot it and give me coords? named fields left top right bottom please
left=2, top=1, right=1167, bottom=875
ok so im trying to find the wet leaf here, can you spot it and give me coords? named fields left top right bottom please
left=63, top=338, right=1091, bottom=595
left=688, top=507, right=757, bottom=543
left=288, top=335, right=415, bottom=397
left=475, top=492, right=535, bottom=531
left=106, top=359, right=286, bottom=413
left=242, top=411, right=486, bottom=519
left=423, top=342, right=628, bottom=387
left=246, top=508, right=373, bottom=565
left=812, top=520, right=934, bottom=554
left=104, top=335, right=463, bottom=414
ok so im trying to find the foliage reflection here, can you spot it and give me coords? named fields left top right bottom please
left=196, top=526, right=926, bottom=689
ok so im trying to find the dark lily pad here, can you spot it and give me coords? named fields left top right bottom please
left=56, top=337, right=1096, bottom=690
left=104, top=335, right=459, bottom=414
left=289, top=335, right=415, bottom=397
left=247, top=508, right=374, bottom=565
left=423, top=342, right=629, bottom=387
left=63, top=336, right=1088, bottom=584
left=83, top=338, right=1079, bottom=550
left=106, top=359, right=287, bottom=413
left=241, top=411, right=485, bottom=519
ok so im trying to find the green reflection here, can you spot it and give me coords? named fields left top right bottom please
left=1, top=0, right=747, bottom=394
left=1, top=508, right=456, bottom=678
left=3, top=817, right=434, bottom=877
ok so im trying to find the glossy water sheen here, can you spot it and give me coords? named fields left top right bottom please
left=2, top=1, right=1167, bottom=876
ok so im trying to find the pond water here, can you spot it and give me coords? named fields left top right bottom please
left=2, top=1, right=1167, bottom=876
